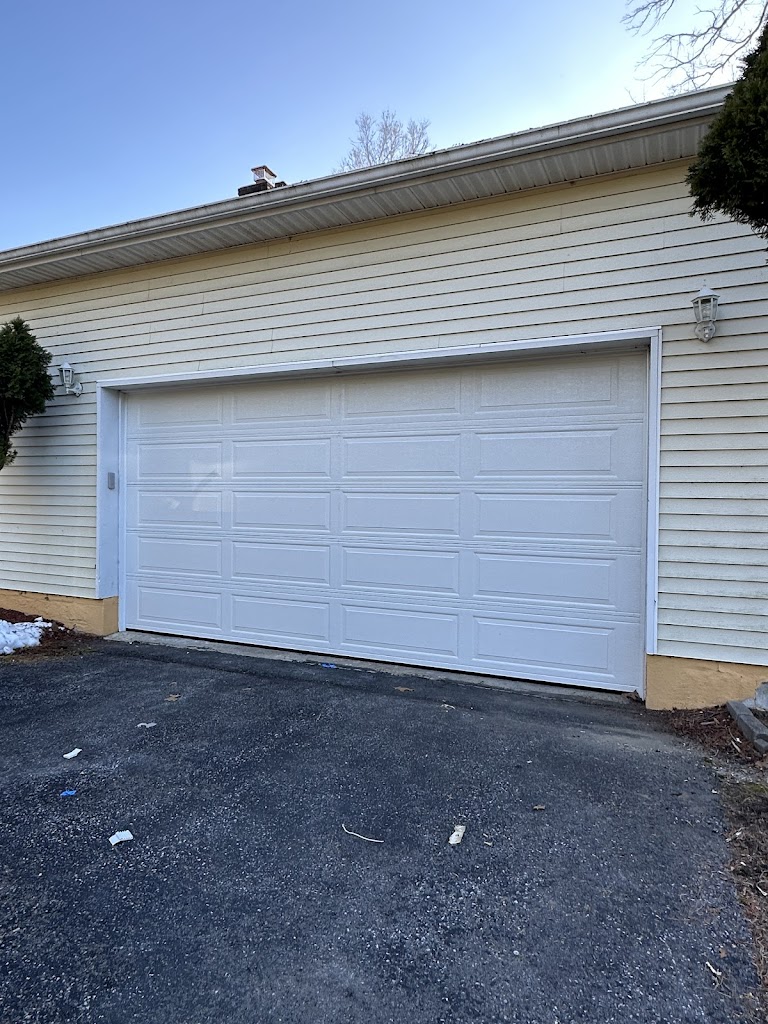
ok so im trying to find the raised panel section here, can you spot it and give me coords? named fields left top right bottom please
left=134, top=390, right=224, bottom=428
left=342, top=373, right=460, bottom=417
left=474, top=616, right=611, bottom=671
left=475, top=431, right=614, bottom=478
left=478, top=360, right=616, bottom=412
left=136, top=443, right=222, bottom=479
left=474, top=553, right=613, bottom=605
left=233, top=492, right=331, bottom=531
left=475, top=493, right=614, bottom=541
left=137, top=586, right=222, bottom=628
left=233, top=380, right=331, bottom=422
left=342, top=605, right=459, bottom=656
left=132, top=537, right=222, bottom=576
left=232, top=594, right=330, bottom=642
left=343, top=547, right=460, bottom=594
left=233, top=439, right=331, bottom=478
left=233, top=542, right=330, bottom=585
left=343, top=493, right=461, bottom=535
left=134, top=491, right=222, bottom=528
left=343, top=435, right=460, bottom=477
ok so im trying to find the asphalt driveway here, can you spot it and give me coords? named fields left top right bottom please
left=0, top=641, right=760, bottom=1023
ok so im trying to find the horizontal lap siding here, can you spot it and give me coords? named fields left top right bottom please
left=0, top=161, right=766, bottom=668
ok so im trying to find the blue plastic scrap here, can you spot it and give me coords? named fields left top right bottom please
left=321, top=663, right=338, bottom=669
left=60, top=789, right=77, bottom=798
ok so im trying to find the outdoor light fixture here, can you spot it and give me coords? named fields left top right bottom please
left=59, top=362, right=83, bottom=397
left=692, top=286, right=720, bottom=342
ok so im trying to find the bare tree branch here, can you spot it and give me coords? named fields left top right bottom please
left=336, top=110, right=432, bottom=172
left=625, top=0, right=768, bottom=90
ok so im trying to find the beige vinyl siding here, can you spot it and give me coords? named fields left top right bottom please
left=0, top=162, right=766, bottom=665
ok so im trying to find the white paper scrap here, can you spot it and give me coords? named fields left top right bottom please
left=448, top=824, right=466, bottom=846
left=63, top=748, right=82, bottom=759
left=109, top=830, right=134, bottom=846
left=137, top=722, right=157, bottom=729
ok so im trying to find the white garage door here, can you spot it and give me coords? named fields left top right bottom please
left=124, top=351, right=647, bottom=692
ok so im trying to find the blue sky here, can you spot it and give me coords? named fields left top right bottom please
left=0, top=0, right=707, bottom=250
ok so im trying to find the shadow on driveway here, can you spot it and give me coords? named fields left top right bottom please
left=0, top=642, right=760, bottom=1023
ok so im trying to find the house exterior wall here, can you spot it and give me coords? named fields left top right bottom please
left=1, top=161, right=766, bottom=703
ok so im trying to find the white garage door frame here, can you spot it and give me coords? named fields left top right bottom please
left=95, top=327, right=662, bottom=692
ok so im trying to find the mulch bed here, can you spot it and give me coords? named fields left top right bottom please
left=653, top=705, right=767, bottom=763
left=722, top=780, right=768, bottom=997
left=651, top=703, right=768, bottom=1012
left=0, top=607, right=98, bottom=660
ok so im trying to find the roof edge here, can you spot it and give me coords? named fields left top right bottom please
left=0, top=84, right=731, bottom=284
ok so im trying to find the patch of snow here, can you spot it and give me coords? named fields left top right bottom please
left=0, top=617, right=52, bottom=654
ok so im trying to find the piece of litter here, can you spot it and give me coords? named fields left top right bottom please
left=448, top=824, right=466, bottom=845
left=484, top=841, right=493, bottom=847
left=394, top=686, right=414, bottom=693
left=137, top=722, right=157, bottom=729
left=60, top=789, right=76, bottom=798
left=533, top=805, right=546, bottom=811
left=63, top=748, right=81, bottom=759
left=440, top=703, right=456, bottom=711
left=705, top=961, right=723, bottom=978
left=109, top=830, right=134, bottom=846
left=321, top=663, right=338, bottom=669
left=757, top=884, right=768, bottom=897
left=165, top=694, right=181, bottom=702
left=341, top=823, right=384, bottom=843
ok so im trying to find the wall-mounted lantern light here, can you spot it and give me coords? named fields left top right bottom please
left=692, top=286, right=720, bottom=342
left=59, top=362, right=83, bottom=397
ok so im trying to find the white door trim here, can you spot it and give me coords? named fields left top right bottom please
left=95, top=327, right=662, bottom=686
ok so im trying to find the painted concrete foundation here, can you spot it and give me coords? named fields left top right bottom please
left=645, top=654, right=768, bottom=710
left=0, top=590, right=118, bottom=635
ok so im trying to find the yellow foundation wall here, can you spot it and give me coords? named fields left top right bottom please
left=646, top=654, right=768, bottom=710
left=0, top=590, right=118, bottom=635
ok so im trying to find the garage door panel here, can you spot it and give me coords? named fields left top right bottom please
left=232, top=541, right=331, bottom=585
left=232, top=492, right=331, bottom=531
left=124, top=352, right=647, bottom=692
left=474, top=552, right=614, bottom=606
left=233, top=379, right=331, bottom=422
left=343, top=435, right=461, bottom=478
left=130, top=490, right=223, bottom=528
left=342, top=547, right=460, bottom=595
left=472, top=616, right=643, bottom=689
left=473, top=424, right=644, bottom=480
left=341, top=372, right=461, bottom=418
left=474, top=615, right=611, bottom=671
left=232, top=439, right=332, bottom=478
left=133, top=389, right=224, bottom=429
left=232, top=594, right=330, bottom=643
left=342, top=492, right=461, bottom=535
left=130, top=536, right=223, bottom=577
left=474, top=490, right=643, bottom=545
left=135, top=585, right=223, bottom=630
left=478, top=359, right=617, bottom=413
left=136, top=442, right=223, bottom=479
left=341, top=605, right=459, bottom=657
